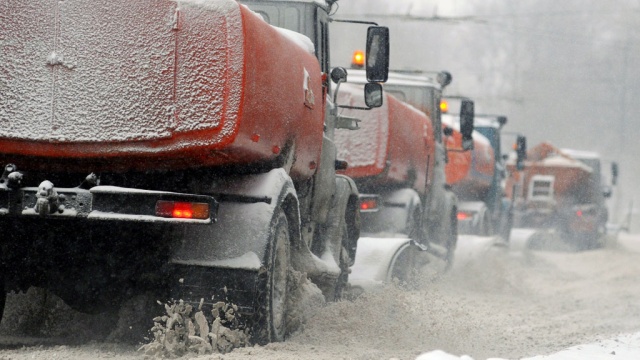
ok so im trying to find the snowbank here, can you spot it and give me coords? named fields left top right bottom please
left=417, top=331, right=640, bottom=359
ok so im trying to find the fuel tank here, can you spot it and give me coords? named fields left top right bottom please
left=335, top=83, right=435, bottom=195
left=442, top=114, right=495, bottom=199
left=0, top=0, right=324, bottom=180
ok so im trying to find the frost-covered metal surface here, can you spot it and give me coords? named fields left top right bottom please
left=0, top=0, right=324, bottom=176
left=335, top=83, right=389, bottom=172
left=335, top=82, right=433, bottom=193
left=0, top=0, right=242, bottom=143
left=442, top=113, right=495, bottom=193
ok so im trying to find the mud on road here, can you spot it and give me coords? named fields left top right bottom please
left=1, top=232, right=640, bottom=360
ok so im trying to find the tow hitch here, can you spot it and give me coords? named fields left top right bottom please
left=34, top=181, right=59, bottom=216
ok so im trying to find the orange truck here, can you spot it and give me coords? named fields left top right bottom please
left=0, top=0, right=389, bottom=342
left=507, top=143, right=616, bottom=248
left=442, top=109, right=525, bottom=241
left=335, top=70, right=474, bottom=276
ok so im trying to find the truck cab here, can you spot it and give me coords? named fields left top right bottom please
left=338, top=69, right=471, bottom=268
left=240, top=1, right=333, bottom=74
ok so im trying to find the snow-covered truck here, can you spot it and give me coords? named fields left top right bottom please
left=0, top=0, right=389, bottom=343
left=442, top=110, right=519, bottom=242
left=335, top=70, right=474, bottom=281
left=507, top=143, right=615, bottom=248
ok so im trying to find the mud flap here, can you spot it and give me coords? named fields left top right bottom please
left=168, top=169, right=298, bottom=318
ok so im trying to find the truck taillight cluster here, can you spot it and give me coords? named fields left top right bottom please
left=156, top=201, right=210, bottom=220
left=359, top=195, right=380, bottom=212
left=457, top=211, right=473, bottom=221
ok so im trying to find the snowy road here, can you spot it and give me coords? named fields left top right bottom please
left=1, top=230, right=640, bottom=359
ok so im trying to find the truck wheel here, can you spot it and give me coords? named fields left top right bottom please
left=444, top=211, right=457, bottom=271
left=500, top=210, right=514, bottom=243
left=406, top=208, right=421, bottom=241
left=324, top=222, right=350, bottom=302
left=0, top=276, right=5, bottom=324
left=252, top=208, right=290, bottom=345
left=478, top=210, right=492, bottom=236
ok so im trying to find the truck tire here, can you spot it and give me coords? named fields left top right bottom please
left=444, top=210, right=457, bottom=271
left=252, top=208, right=290, bottom=345
left=323, top=222, right=350, bottom=302
left=388, top=243, right=418, bottom=286
left=407, top=208, right=421, bottom=241
left=0, top=276, right=5, bottom=324
left=500, top=208, right=514, bottom=243
left=478, top=210, right=492, bottom=236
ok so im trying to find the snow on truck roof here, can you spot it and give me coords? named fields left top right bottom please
left=474, top=115, right=504, bottom=128
left=242, top=0, right=331, bottom=10
left=441, top=113, right=492, bottom=147
left=560, top=148, right=601, bottom=160
left=345, top=69, right=441, bottom=89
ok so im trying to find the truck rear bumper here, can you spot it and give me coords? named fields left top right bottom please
left=0, top=184, right=217, bottom=224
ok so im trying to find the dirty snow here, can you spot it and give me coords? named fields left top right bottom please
left=171, top=252, right=262, bottom=270
left=1, top=231, right=639, bottom=359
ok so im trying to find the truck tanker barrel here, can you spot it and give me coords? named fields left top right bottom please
left=335, top=83, right=434, bottom=195
left=441, top=106, right=514, bottom=239
left=336, top=69, right=469, bottom=283
left=506, top=142, right=609, bottom=245
left=0, top=0, right=324, bottom=181
left=442, top=114, right=495, bottom=200
left=508, top=143, right=593, bottom=199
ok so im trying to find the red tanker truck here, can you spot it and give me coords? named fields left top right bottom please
left=442, top=108, right=522, bottom=242
left=335, top=70, right=474, bottom=281
left=507, top=143, right=616, bottom=249
left=0, top=0, right=389, bottom=343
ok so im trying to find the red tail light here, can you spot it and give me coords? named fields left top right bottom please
left=576, top=210, right=583, bottom=217
left=156, top=201, right=210, bottom=220
left=457, top=211, right=472, bottom=221
left=360, top=199, right=378, bottom=211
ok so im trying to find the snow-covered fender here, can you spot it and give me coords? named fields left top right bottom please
left=170, top=168, right=306, bottom=272
left=361, top=188, right=422, bottom=236
left=349, top=236, right=413, bottom=291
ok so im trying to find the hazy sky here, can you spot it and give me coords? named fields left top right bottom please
left=331, top=0, right=640, bottom=226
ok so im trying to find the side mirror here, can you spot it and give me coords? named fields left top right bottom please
left=443, top=127, right=453, bottom=137
left=365, top=26, right=389, bottom=83
left=331, top=67, right=348, bottom=84
left=611, top=162, right=619, bottom=186
left=364, top=83, right=383, bottom=108
left=459, top=99, right=474, bottom=151
left=516, top=135, right=527, bottom=171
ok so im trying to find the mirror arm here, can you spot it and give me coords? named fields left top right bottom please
left=332, top=80, right=373, bottom=110
left=330, top=19, right=379, bottom=26
left=337, top=105, right=373, bottom=111
left=332, top=80, right=342, bottom=106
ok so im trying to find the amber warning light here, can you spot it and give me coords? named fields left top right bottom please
left=352, top=50, right=365, bottom=69
left=156, top=201, right=210, bottom=220
left=440, top=100, right=449, bottom=114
